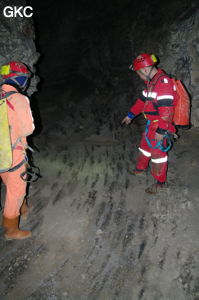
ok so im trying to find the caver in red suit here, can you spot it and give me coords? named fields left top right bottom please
left=122, top=53, right=177, bottom=194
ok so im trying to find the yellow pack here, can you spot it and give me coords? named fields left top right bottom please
left=0, top=91, right=16, bottom=172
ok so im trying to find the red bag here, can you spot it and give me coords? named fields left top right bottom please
left=172, top=79, right=190, bottom=128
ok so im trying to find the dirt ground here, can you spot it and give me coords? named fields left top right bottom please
left=0, top=84, right=199, bottom=300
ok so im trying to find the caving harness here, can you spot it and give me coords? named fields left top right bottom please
left=145, top=119, right=174, bottom=152
left=144, top=73, right=175, bottom=152
left=129, top=53, right=190, bottom=152
left=144, top=73, right=190, bottom=151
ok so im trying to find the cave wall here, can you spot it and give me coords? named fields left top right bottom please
left=0, top=0, right=39, bottom=95
left=32, top=0, right=199, bottom=126
left=161, top=10, right=199, bottom=126
left=1, top=1, right=198, bottom=125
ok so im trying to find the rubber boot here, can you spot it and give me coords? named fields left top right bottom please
left=130, top=168, right=146, bottom=176
left=2, top=216, right=31, bottom=240
left=20, top=198, right=33, bottom=220
left=145, top=182, right=167, bottom=194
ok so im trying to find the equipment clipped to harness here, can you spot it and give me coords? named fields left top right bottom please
left=20, top=165, right=41, bottom=183
left=19, top=154, right=41, bottom=183
left=145, top=120, right=173, bottom=152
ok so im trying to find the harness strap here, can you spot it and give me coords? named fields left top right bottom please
left=143, top=112, right=159, bottom=122
left=0, top=156, right=28, bottom=173
left=144, top=73, right=166, bottom=119
left=145, top=120, right=173, bottom=152
left=6, top=99, right=15, bottom=111
left=8, top=157, right=28, bottom=172
left=12, top=136, right=22, bottom=150
left=1, top=91, right=17, bottom=110
left=20, top=166, right=40, bottom=182
left=147, top=73, right=166, bottom=92
left=2, top=91, right=17, bottom=98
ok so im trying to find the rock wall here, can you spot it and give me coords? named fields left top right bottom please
left=35, top=0, right=199, bottom=125
left=0, top=0, right=39, bottom=95
left=161, top=10, right=199, bottom=126
left=9, top=0, right=198, bottom=119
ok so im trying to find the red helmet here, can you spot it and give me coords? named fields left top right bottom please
left=132, top=53, right=157, bottom=71
left=2, top=61, right=29, bottom=78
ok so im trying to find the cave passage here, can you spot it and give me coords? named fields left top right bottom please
left=0, top=1, right=199, bottom=299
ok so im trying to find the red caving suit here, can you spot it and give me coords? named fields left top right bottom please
left=129, top=69, right=177, bottom=182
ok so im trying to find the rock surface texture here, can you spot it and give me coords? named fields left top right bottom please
left=0, top=0, right=39, bottom=94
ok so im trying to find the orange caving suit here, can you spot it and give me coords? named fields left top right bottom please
left=0, top=84, right=35, bottom=218
left=129, top=69, right=177, bottom=182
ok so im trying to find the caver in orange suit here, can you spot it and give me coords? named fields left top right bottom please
left=0, top=61, right=35, bottom=240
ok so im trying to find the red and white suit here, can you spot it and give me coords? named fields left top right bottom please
left=129, top=69, right=177, bottom=182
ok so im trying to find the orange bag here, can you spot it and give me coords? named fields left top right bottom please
left=172, top=79, right=190, bottom=128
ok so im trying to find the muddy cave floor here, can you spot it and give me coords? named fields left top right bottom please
left=0, top=83, right=199, bottom=300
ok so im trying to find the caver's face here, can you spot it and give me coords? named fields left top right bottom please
left=136, top=66, right=151, bottom=81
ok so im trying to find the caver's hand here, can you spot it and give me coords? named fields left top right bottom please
left=122, top=116, right=132, bottom=125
